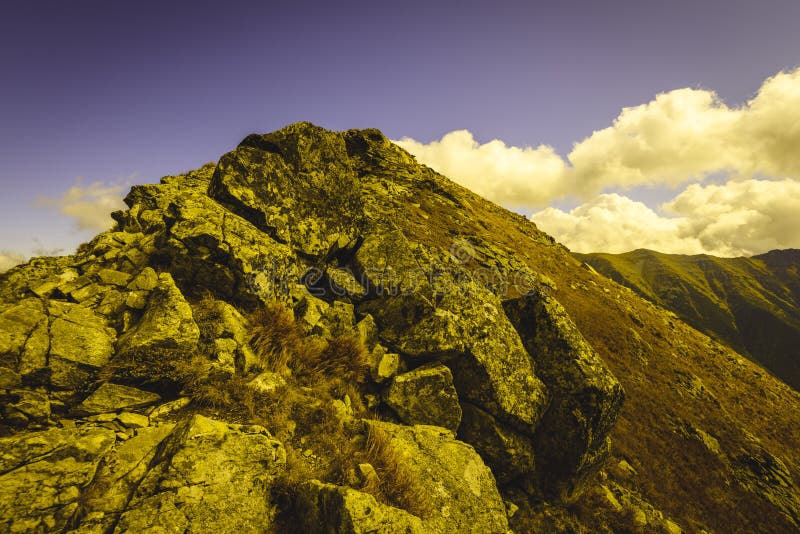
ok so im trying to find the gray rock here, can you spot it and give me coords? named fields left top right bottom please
left=116, top=272, right=200, bottom=356
left=114, top=414, right=285, bottom=532
left=384, top=363, right=462, bottom=432
left=48, top=301, right=116, bottom=390
left=294, top=480, right=425, bottom=534
left=0, top=425, right=116, bottom=532
left=503, top=293, right=625, bottom=500
left=78, top=383, right=161, bottom=414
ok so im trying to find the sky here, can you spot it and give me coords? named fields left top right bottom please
left=2, top=0, right=800, bottom=270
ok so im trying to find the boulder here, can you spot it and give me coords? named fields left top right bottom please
left=0, top=425, right=116, bottom=533
left=78, top=383, right=161, bottom=415
left=503, top=293, right=624, bottom=500
left=48, top=301, right=116, bottom=390
left=116, top=272, right=200, bottom=356
left=0, top=298, right=49, bottom=378
left=208, top=122, right=366, bottom=258
left=293, top=480, right=425, bottom=534
left=363, top=420, right=510, bottom=534
left=384, top=363, right=462, bottom=432
left=114, top=414, right=285, bottom=532
left=358, top=237, right=548, bottom=434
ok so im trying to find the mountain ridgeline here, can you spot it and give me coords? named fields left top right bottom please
left=1, top=123, right=799, bottom=533
left=577, top=249, right=800, bottom=390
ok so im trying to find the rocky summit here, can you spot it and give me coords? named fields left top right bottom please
left=1, top=122, right=799, bottom=533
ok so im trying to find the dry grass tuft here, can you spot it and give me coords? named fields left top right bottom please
left=249, top=302, right=303, bottom=375
left=360, top=425, right=431, bottom=518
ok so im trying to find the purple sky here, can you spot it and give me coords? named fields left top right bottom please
left=2, top=0, right=800, bottom=256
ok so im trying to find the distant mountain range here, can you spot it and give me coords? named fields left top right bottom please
left=577, top=248, right=800, bottom=390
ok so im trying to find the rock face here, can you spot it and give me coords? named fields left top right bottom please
left=503, top=293, right=624, bottom=500
left=384, top=363, right=461, bottom=432
left=0, top=123, right=640, bottom=532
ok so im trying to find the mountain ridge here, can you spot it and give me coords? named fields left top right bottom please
left=0, top=122, right=798, bottom=533
left=577, top=247, right=800, bottom=390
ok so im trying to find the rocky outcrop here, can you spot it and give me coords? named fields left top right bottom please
left=0, top=123, right=633, bottom=532
left=503, top=293, right=624, bottom=500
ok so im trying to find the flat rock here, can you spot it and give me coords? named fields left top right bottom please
left=79, top=383, right=161, bottom=414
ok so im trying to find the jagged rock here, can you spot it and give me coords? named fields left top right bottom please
left=503, top=293, right=624, bottom=500
left=114, top=414, right=285, bottom=532
left=147, top=397, right=191, bottom=421
left=97, top=268, right=132, bottom=287
left=458, top=402, right=536, bottom=485
left=364, top=420, right=510, bottom=534
left=194, top=298, right=257, bottom=373
left=0, top=425, right=116, bottom=533
left=127, top=266, right=158, bottom=291
left=208, top=123, right=366, bottom=258
left=384, top=363, right=462, bottom=432
left=0, top=298, right=49, bottom=378
left=48, top=301, right=116, bottom=390
left=2, top=389, right=51, bottom=426
left=73, top=423, right=176, bottom=532
left=312, top=300, right=356, bottom=339
left=356, top=314, right=379, bottom=350
left=371, top=348, right=400, bottom=383
left=115, top=412, right=150, bottom=429
left=358, top=241, right=548, bottom=433
left=78, top=383, right=161, bottom=414
left=116, top=272, right=200, bottom=356
left=293, top=480, right=425, bottom=534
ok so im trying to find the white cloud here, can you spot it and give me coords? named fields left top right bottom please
left=39, top=180, right=127, bottom=231
left=396, top=68, right=800, bottom=207
left=395, top=130, right=570, bottom=208
left=0, top=251, right=27, bottom=273
left=532, top=179, right=800, bottom=256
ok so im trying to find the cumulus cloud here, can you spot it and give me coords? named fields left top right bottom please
left=39, top=180, right=127, bottom=231
left=532, top=179, right=800, bottom=256
left=396, top=68, right=800, bottom=207
left=395, top=130, right=570, bottom=208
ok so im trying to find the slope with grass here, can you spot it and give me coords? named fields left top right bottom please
left=1, top=123, right=799, bottom=533
left=577, top=248, right=800, bottom=390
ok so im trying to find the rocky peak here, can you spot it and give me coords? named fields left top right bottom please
left=1, top=123, right=798, bottom=533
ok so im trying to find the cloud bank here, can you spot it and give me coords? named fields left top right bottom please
left=39, top=180, right=128, bottom=232
left=396, top=68, right=800, bottom=256
left=533, top=180, right=800, bottom=256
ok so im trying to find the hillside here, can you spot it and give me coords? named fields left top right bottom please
left=1, top=123, right=799, bottom=533
left=577, top=249, right=800, bottom=391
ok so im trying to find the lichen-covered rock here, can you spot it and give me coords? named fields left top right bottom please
left=208, top=122, right=366, bottom=258
left=114, top=414, right=286, bottom=533
left=358, top=239, right=548, bottom=434
left=0, top=425, right=116, bottom=533
left=48, top=301, right=116, bottom=390
left=116, top=272, right=199, bottom=356
left=73, top=423, right=176, bottom=532
left=503, top=293, right=624, bottom=500
left=458, top=402, right=536, bottom=486
left=78, top=383, right=161, bottom=415
left=293, top=480, right=425, bottom=534
left=384, top=363, right=462, bottom=432
left=0, top=298, right=49, bottom=378
left=363, top=420, right=510, bottom=534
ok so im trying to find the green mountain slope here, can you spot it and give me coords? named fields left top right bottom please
left=577, top=249, right=800, bottom=390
